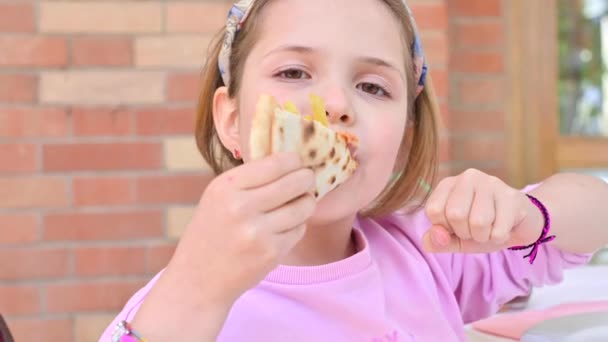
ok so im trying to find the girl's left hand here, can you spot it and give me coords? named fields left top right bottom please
left=422, top=169, right=544, bottom=253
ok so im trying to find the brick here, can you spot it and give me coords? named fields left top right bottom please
left=0, top=107, right=69, bottom=138
left=0, top=36, right=68, bottom=68
left=456, top=78, right=504, bottom=106
left=411, top=3, right=448, bottom=31
left=43, top=142, right=162, bottom=171
left=0, top=143, right=38, bottom=173
left=0, top=3, right=35, bottom=32
left=0, top=248, right=69, bottom=280
left=451, top=51, right=504, bottom=73
left=74, top=314, right=115, bottom=342
left=0, top=73, right=37, bottom=103
left=430, top=68, right=448, bottom=100
left=0, top=177, right=68, bottom=209
left=454, top=136, right=506, bottom=162
left=40, top=2, right=162, bottom=33
left=453, top=165, right=507, bottom=182
left=40, top=71, right=164, bottom=105
left=451, top=110, right=505, bottom=133
left=438, top=101, right=450, bottom=131
left=73, top=177, right=134, bottom=207
left=0, top=286, right=40, bottom=315
left=166, top=2, right=231, bottom=33
left=0, top=214, right=39, bottom=244
left=146, top=243, right=176, bottom=273
left=135, top=106, right=195, bottom=135
left=451, top=0, right=502, bottom=17
left=167, top=72, right=201, bottom=102
left=164, top=137, right=209, bottom=171
left=6, top=318, right=72, bottom=342
left=46, top=280, right=146, bottom=313
left=438, top=138, right=451, bottom=163
left=454, top=21, right=504, bottom=47
left=421, top=33, right=448, bottom=67
left=135, top=35, right=211, bottom=68
left=136, top=173, right=214, bottom=204
left=72, top=37, right=133, bottom=66
left=74, top=247, right=146, bottom=277
left=72, top=107, right=132, bottom=136
left=437, top=164, right=454, bottom=181
left=43, top=210, right=163, bottom=241
left=167, top=206, right=195, bottom=239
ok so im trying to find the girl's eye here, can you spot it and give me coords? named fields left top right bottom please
left=277, top=69, right=310, bottom=80
left=358, top=82, right=390, bottom=97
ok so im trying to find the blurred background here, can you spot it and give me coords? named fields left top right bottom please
left=0, top=0, right=607, bottom=341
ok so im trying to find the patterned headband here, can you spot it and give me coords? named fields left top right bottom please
left=218, top=0, right=428, bottom=96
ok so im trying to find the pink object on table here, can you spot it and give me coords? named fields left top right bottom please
left=472, top=301, right=608, bottom=339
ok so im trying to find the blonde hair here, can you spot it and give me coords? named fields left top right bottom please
left=195, top=0, right=439, bottom=217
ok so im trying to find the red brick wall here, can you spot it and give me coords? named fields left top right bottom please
left=0, top=1, right=511, bottom=340
left=448, top=0, right=509, bottom=180
left=0, top=1, right=227, bottom=340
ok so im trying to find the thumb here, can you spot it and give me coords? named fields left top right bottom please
left=422, top=226, right=461, bottom=253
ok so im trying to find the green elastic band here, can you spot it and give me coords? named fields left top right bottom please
left=390, top=172, right=432, bottom=193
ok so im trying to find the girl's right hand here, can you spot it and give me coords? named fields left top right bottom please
left=130, top=152, right=315, bottom=341
left=171, top=151, right=316, bottom=303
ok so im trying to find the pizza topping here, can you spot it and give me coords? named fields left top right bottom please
left=310, top=94, right=330, bottom=127
left=284, top=101, right=299, bottom=114
left=337, top=131, right=359, bottom=147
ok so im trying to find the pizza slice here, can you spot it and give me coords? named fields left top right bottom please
left=250, top=94, right=359, bottom=200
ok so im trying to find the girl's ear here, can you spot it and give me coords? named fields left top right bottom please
left=213, top=86, right=240, bottom=153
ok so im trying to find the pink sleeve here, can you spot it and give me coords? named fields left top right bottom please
left=437, top=182, right=593, bottom=322
left=98, top=271, right=163, bottom=341
left=445, top=245, right=592, bottom=323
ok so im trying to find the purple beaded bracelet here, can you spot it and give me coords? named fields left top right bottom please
left=508, top=194, right=556, bottom=264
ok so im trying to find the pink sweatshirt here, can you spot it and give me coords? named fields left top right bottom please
left=100, top=209, right=591, bottom=341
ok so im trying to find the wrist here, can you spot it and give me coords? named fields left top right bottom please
left=517, top=194, right=546, bottom=246
left=129, top=267, right=234, bottom=342
left=509, top=193, right=557, bottom=264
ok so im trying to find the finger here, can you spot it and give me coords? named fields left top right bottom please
left=248, top=168, right=315, bottom=212
left=444, top=176, right=475, bottom=240
left=422, top=225, right=453, bottom=252
left=491, top=189, right=518, bottom=244
left=261, top=194, right=316, bottom=234
left=468, top=188, right=496, bottom=243
left=424, top=230, right=509, bottom=254
left=275, top=224, right=307, bottom=257
left=425, top=177, right=456, bottom=227
left=224, top=152, right=303, bottom=189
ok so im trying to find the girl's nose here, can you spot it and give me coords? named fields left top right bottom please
left=324, top=87, right=355, bottom=126
left=326, top=109, right=354, bottom=125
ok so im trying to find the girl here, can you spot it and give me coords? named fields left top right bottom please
left=102, top=0, right=608, bottom=341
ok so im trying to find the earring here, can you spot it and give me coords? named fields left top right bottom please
left=233, top=148, right=242, bottom=160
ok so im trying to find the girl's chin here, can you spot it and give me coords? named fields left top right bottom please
left=308, top=187, right=367, bottom=225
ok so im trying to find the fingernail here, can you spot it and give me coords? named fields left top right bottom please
left=431, top=228, right=451, bottom=247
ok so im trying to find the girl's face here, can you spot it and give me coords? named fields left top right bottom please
left=220, top=0, right=410, bottom=222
